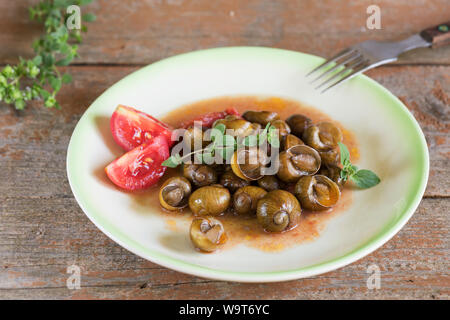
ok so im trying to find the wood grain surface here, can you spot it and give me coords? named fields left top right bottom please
left=2, top=0, right=450, bottom=66
left=0, top=0, right=449, bottom=300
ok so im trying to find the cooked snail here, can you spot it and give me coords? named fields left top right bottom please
left=242, top=110, right=280, bottom=126
left=219, top=168, right=251, bottom=193
left=281, top=134, right=304, bottom=151
left=319, top=165, right=345, bottom=189
left=294, top=175, right=341, bottom=210
left=188, top=185, right=231, bottom=216
left=158, top=177, right=192, bottom=210
left=269, top=119, right=291, bottom=137
left=319, top=148, right=340, bottom=166
left=183, top=164, right=217, bottom=187
left=213, top=115, right=253, bottom=137
left=233, top=186, right=267, bottom=215
left=256, top=190, right=302, bottom=232
left=257, top=175, right=284, bottom=192
left=286, top=114, right=312, bottom=137
left=210, top=164, right=228, bottom=176
left=303, top=122, right=343, bottom=151
left=231, top=147, right=267, bottom=181
left=190, top=217, right=227, bottom=252
left=277, top=145, right=321, bottom=182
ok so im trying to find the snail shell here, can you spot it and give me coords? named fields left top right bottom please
left=188, top=185, right=231, bottom=216
left=158, top=177, right=192, bottom=210
left=190, top=217, right=227, bottom=252
left=294, top=175, right=341, bottom=210
left=277, top=145, right=321, bottom=182
left=233, top=186, right=267, bottom=215
left=256, top=190, right=302, bottom=232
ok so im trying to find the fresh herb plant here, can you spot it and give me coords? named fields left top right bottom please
left=338, top=142, right=381, bottom=189
left=162, top=123, right=280, bottom=168
left=0, top=0, right=96, bottom=110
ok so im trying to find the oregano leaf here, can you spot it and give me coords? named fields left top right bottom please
left=350, top=169, right=381, bottom=189
left=243, top=135, right=257, bottom=147
left=201, top=150, right=215, bottom=164
left=338, top=142, right=350, bottom=166
left=338, top=142, right=381, bottom=189
left=268, top=127, right=280, bottom=148
left=162, top=154, right=182, bottom=168
left=213, top=123, right=226, bottom=135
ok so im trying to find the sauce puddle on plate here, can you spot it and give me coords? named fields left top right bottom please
left=132, top=96, right=358, bottom=252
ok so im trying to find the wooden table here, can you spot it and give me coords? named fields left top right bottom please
left=0, top=0, right=448, bottom=299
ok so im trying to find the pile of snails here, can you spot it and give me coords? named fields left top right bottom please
left=159, top=110, right=345, bottom=252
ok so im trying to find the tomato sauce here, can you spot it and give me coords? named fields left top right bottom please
left=132, top=96, right=358, bottom=252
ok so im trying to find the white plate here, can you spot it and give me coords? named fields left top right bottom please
left=67, top=47, right=428, bottom=282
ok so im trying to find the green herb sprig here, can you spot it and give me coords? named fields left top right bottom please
left=242, top=123, right=280, bottom=148
left=338, top=142, right=380, bottom=189
left=0, top=0, right=96, bottom=110
left=162, top=123, right=280, bottom=168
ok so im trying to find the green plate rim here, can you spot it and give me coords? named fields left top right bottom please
left=66, top=46, right=429, bottom=282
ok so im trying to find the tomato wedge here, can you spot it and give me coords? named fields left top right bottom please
left=105, top=135, right=169, bottom=190
left=110, top=105, right=174, bottom=151
left=225, top=107, right=240, bottom=117
left=181, top=107, right=241, bottom=128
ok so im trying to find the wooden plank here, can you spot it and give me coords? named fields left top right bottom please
left=0, top=198, right=447, bottom=299
left=1, top=0, right=450, bottom=65
left=0, top=65, right=448, bottom=299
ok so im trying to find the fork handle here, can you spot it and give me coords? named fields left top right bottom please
left=420, top=21, right=450, bottom=48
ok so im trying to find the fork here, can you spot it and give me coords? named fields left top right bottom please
left=308, top=21, right=450, bottom=93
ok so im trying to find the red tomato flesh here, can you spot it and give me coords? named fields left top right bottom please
left=181, top=107, right=241, bottom=128
left=110, top=105, right=174, bottom=151
left=105, top=135, right=169, bottom=190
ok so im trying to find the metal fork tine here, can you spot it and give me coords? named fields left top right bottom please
left=306, top=48, right=354, bottom=77
left=310, top=31, right=428, bottom=91
left=321, top=63, right=370, bottom=93
left=315, top=56, right=365, bottom=89
left=310, top=51, right=361, bottom=83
